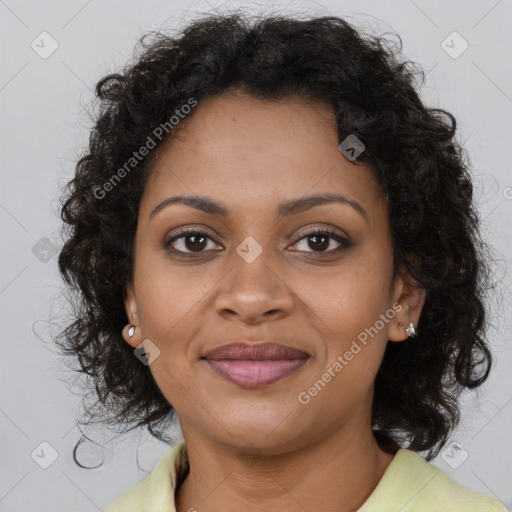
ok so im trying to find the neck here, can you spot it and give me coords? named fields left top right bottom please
left=175, top=419, right=396, bottom=512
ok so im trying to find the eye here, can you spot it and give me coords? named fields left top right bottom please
left=163, top=228, right=222, bottom=255
left=163, top=227, right=352, bottom=259
left=289, top=228, right=351, bottom=257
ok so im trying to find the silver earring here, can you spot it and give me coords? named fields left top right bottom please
left=405, top=322, right=416, bottom=337
left=128, top=325, right=135, bottom=338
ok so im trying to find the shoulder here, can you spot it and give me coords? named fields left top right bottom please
left=103, top=440, right=187, bottom=512
left=103, top=474, right=150, bottom=512
left=359, top=449, right=507, bottom=512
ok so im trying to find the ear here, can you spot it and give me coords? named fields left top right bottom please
left=121, top=281, right=142, bottom=348
left=387, top=262, right=426, bottom=342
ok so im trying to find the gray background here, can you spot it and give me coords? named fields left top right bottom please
left=1, top=0, right=511, bottom=510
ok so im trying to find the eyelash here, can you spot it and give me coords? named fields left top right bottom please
left=163, top=227, right=351, bottom=258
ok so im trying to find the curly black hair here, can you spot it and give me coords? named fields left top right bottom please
left=55, top=10, right=496, bottom=463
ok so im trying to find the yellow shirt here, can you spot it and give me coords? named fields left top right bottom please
left=104, top=440, right=507, bottom=511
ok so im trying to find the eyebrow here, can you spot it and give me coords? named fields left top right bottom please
left=149, top=193, right=368, bottom=222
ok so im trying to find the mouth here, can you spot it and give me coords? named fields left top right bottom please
left=201, top=342, right=310, bottom=389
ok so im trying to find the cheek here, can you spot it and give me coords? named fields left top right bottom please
left=134, top=247, right=209, bottom=332
left=132, top=255, right=205, bottom=395
left=134, top=276, right=198, bottom=412
left=302, top=277, right=392, bottom=412
left=298, top=250, right=393, bottom=374
left=303, top=256, right=392, bottom=333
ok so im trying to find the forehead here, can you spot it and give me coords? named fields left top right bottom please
left=141, top=92, right=383, bottom=219
left=173, top=91, right=337, bottom=142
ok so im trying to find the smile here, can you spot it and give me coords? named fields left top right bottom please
left=203, top=358, right=309, bottom=388
left=202, top=341, right=310, bottom=388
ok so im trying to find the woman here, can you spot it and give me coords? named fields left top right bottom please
left=56, top=10, right=506, bottom=511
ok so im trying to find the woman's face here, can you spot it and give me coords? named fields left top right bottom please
left=124, top=91, right=424, bottom=453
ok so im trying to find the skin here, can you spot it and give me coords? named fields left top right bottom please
left=122, top=91, right=426, bottom=512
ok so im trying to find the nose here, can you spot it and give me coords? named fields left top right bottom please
left=213, top=251, right=294, bottom=325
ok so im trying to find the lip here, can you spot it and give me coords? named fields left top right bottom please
left=202, top=342, right=310, bottom=388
